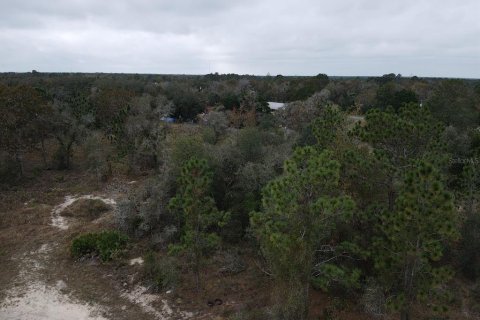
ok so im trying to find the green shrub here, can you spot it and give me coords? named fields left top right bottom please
left=71, top=233, right=98, bottom=258
left=169, top=135, right=207, bottom=175
left=71, top=231, right=129, bottom=262
left=96, top=231, right=129, bottom=261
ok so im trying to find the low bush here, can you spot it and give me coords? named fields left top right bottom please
left=71, top=231, right=129, bottom=261
left=96, top=231, right=129, bottom=261
left=143, top=251, right=179, bottom=292
left=115, top=174, right=176, bottom=238
left=115, top=199, right=140, bottom=235
left=71, top=233, right=98, bottom=257
left=63, top=199, right=111, bottom=219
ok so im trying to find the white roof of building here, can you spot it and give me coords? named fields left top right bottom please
left=268, top=102, right=285, bottom=110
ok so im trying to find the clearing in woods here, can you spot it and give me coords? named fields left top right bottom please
left=0, top=172, right=193, bottom=320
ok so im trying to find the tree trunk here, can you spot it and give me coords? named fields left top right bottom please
left=40, top=139, right=48, bottom=169
left=55, top=137, right=67, bottom=170
left=153, top=153, right=159, bottom=172
left=194, top=211, right=201, bottom=292
left=65, top=146, right=71, bottom=169
left=65, top=138, right=75, bottom=170
left=385, top=174, right=396, bottom=211
left=388, top=188, right=396, bottom=211
left=194, top=251, right=200, bottom=292
left=15, top=151, right=24, bottom=177
left=400, top=309, right=410, bottom=320
left=276, top=280, right=309, bottom=320
left=303, top=281, right=310, bottom=320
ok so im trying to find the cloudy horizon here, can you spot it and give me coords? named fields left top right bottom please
left=1, top=0, right=479, bottom=78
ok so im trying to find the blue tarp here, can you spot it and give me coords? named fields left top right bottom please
left=161, top=117, right=175, bottom=123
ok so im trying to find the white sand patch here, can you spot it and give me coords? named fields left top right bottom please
left=0, top=281, right=108, bottom=320
left=121, top=285, right=193, bottom=319
left=161, top=299, right=173, bottom=315
left=56, top=280, right=67, bottom=290
left=13, top=243, right=53, bottom=278
left=121, top=285, right=167, bottom=319
left=50, top=195, right=77, bottom=230
left=50, top=195, right=117, bottom=230
left=129, top=257, right=144, bottom=266
left=51, top=214, right=69, bottom=230
left=3, top=201, right=195, bottom=320
left=37, top=243, right=51, bottom=254
left=2, top=243, right=109, bottom=320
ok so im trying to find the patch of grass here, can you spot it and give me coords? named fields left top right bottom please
left=71, top=230, right=129, bottom=262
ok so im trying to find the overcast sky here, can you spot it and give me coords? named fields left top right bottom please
left=0, top=0, right=479, bottom=77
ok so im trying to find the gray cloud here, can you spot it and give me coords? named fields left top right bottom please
left=0, top=0, right=479, bottom=77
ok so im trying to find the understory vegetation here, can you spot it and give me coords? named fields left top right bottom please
left=2, top=72, right=480, bottom=319
left=71, top=231, right=129, bottom=262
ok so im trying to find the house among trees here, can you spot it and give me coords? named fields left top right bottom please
left=267, top=101, right=285, bottom=110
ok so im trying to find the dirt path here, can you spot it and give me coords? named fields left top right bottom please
left=0, top=178, right=194, bottom=320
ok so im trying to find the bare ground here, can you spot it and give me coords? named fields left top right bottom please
left=0, top=171, right=194, bottom=320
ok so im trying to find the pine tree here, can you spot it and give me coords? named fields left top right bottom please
left=311, top=105, right=345, bottom=151
left=373, top=161, right=459, bottom=320
left=250, top=147, right=356, bottom=320
left=168, top=157, right=229, bottom=290
left=458, top=161, right=480, bottom=279
left=353, top=103, right=445, bottom=210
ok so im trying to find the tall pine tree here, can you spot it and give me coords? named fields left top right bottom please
left=250, top=147, right=356, bottom=320
left=169, top=157, right=229, bottom=290
left=373, top=161, right=458, bottom=320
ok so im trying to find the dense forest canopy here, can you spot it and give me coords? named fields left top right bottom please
left=1, top=71, right=480, bottom=319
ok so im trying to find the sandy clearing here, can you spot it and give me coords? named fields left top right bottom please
left=1, top=243, right=109, bottom=320
left=2, top=193, right=196, bottom=320
left=0, top=281, right=108, bottom=320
